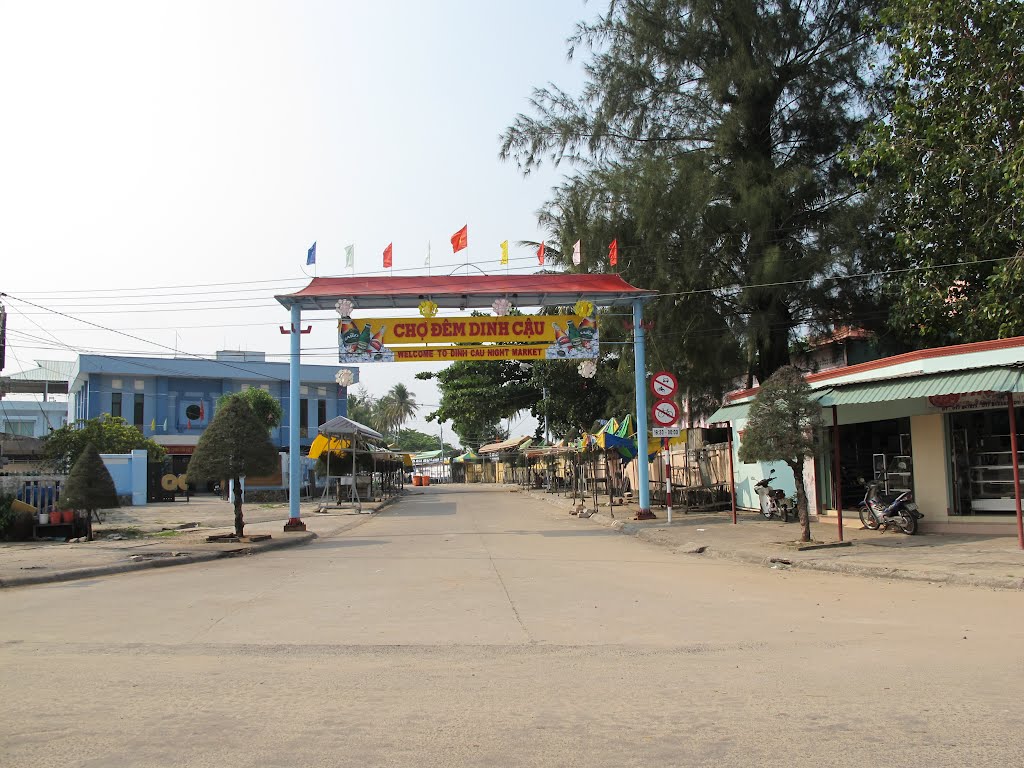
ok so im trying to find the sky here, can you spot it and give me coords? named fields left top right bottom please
left=0, top=0, right=594, bottom=445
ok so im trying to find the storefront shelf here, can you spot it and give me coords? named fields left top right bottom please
left=970, top=498, right=1022, bottom=512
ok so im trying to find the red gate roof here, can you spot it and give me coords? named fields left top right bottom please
left=275, top=273, right=655, bottom=311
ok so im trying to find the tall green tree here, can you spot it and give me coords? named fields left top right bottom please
left=388, top=428, right=458, bottom=455
left=42, top=415, right=166, bottom=474
left=737, top=366, right=822, bottom=542
left=502, top=0, right=879, bottom=397
left=417, top=362, right=525, bottom=449
left=346, top=387, right=380, bottom=430
left=186, top=397, right=279, bottom=538
left=851, top=0, right=1024, bottom=345
left=418, top=353, right=616, bottom=448
left=59, top=441, right=119, bottom=520
left=216, top=387, right=283, bottom=431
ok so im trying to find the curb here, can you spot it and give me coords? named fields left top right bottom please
left=525, top=490, right=1024, bottom=592
left=0, top=530, right=318, bottom=589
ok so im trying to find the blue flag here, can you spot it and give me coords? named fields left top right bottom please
left=307, top=241, right=317, bottom=265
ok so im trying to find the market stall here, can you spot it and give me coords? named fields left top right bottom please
left=309, top=415, right=399, bottom=512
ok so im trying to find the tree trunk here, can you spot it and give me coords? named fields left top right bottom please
left=232, top=476, right=244, bottom=538
left=788, top=459, right=811, bottom=542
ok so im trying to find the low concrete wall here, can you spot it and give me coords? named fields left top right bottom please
left=100, top=449, right=147, bottom=506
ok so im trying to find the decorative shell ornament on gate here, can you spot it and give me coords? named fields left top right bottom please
left=418, top=300, right=439, bottom=319
left=574, top=300, right=594, bottom=318
left=578, top=360, right=597, bottom=379
left=491, top=298, right=511, bottom=316
left=335, top=299, right=354, bottom=317
left=335, top=369, right=355, bottom=387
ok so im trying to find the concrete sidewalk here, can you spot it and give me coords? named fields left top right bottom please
left=0, top=494, right=398, bottom=588
left=522, top=486, right=1024, bottom=591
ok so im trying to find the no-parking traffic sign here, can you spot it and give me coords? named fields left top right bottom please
left=650, top=371, right=678, bottom=399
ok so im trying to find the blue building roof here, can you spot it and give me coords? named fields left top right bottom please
left=71, top=353, right=355, bottom=389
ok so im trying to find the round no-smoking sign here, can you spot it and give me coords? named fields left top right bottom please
left=650, top=371, right=678, bottom=398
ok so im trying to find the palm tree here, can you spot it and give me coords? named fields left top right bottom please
left=377, top=383, right=418, bottom=435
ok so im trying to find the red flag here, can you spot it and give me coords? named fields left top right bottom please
left=450, top=225, right=468, bottom=253
left=608, top=239, right=618, bottom=266
left=537, top=241, right=545, bottom=265
left=383, top=242, right=393, bottom=269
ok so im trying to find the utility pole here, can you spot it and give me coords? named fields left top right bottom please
left=0, top=301, right=7, bottom=373
left=543, top=386, right=550, bottom=444
left=439, top=421, right=445, bottom=483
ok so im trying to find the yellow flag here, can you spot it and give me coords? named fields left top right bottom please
left=500, top=240, right=509, bottom=265
left=150, top=418, right=156, bottom=432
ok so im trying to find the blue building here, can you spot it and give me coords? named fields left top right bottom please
left=67, top=351, right=357, bottom=462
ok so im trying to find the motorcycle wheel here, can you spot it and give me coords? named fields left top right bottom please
left=781, top=504, right=791, bottom=523
left=761, top=504, right=773, bottom=519
left=859, top=505, right=880, bottom=530
left=896, top=511, right=918, bottom=535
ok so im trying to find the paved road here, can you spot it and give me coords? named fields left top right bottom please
left=2, top=487, right=1023, bottom=767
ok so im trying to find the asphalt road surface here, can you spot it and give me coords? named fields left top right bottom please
left=3, top=486, right=1023, bottom=767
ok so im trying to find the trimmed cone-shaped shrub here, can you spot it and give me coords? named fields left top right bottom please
left=60, top=441, right=119, bottom=517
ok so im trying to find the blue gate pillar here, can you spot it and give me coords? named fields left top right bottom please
left=284, top=303, right=306, bottom=531
left=632, top=298, right=653, bottom=518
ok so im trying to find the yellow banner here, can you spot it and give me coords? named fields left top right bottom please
left=340, top=315, right=594, bottom=345
left=338, top=314, right=599, bottom=363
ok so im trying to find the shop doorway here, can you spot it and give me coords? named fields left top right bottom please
left=949, top=406, right=1024, bottom=515
left=822, top=417, right=913, bottom=510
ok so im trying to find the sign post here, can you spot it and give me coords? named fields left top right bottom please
left=650, top=372, right=679, bottom=524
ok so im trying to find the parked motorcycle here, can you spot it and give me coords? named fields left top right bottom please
left=859, top=478, right=923, bottom=535
left=754, top=470, right=791, bottom=522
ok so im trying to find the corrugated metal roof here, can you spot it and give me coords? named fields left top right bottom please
left=818, top=366, right=1024, bottom=405
left=7, top=360, right=76, bottom=382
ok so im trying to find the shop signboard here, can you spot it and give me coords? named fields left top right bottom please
left=338, top=314, right=598, bottom=363
left=926, top=391, right=1024, bottom=412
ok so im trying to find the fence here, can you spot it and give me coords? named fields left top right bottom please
left=0, top=475, right=65, bottom=512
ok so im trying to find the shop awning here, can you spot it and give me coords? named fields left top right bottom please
left=411, top=449, right=444, bottom=461
left=478, top=436, right=532, bottom=454
left=707, top=402, right=752, bottom=423
left=307, top=434, right=352, bottom=459
left=817, top=366, right=1024, bottom=406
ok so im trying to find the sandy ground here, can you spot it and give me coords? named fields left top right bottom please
left=2, top=486, right=1023, bottom=767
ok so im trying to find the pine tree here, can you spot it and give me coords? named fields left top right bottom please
left=502, top=0, right=879, bottom=398
left=737, top=366, right=822, bottom=542
left=59, top=441, right=119, bottom=520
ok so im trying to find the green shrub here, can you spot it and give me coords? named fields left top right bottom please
left=0, top=494, right=14, bottom=537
